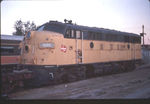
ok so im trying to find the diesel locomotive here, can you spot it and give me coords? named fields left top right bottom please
left=20, top=20, right=141, bottom=86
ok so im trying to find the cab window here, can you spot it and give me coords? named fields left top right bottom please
left=65, top=29, right=81, bottom=39
left=65, top=29, right=72, bottom=38
left=76, top=30, right=81, bottom=39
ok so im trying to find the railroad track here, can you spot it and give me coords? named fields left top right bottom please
left=1, top=63, right=139, bottom=99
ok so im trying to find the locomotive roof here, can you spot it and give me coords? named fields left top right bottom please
left=48, top=21, right=140, bottom=37
left=37, top=21, right=140, bottom=38
left=1, top=35, right=24, bottom=41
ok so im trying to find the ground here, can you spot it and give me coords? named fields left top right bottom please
left=9, top=64, right=150, bottom=99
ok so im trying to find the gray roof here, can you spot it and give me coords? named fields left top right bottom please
left=40, top=21, right=140, bottom=37
left=1, top=35, right=24, bottom=41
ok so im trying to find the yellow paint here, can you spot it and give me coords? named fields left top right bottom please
left=20, top=31, right=142, bottom=65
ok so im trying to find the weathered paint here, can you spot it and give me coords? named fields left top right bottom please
left=21, top=31, right=142, bottom=66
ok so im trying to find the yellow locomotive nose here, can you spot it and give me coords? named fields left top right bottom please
left=21, top=31, right=35, bottom=64
left=21, top=31, right=61, bottom=65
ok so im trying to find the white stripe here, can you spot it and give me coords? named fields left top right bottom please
left=61, top=47, right=66, bottom=49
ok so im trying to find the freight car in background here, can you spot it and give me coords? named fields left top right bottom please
left=20, top=20, right=142, bottom=87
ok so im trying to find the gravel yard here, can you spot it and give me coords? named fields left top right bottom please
left=9, top=64, right=150, bottom=99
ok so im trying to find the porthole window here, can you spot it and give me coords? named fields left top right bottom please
left=90, top=42, right=94, bottom=48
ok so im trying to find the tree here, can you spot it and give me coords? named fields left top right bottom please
left=13, top=19, right=36, bottom=36
left=13, top=19, right=24, bottom=36
left=23, top=21, right=36, bottom=35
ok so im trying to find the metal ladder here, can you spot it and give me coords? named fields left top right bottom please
left=76, top=32, right=83, bottom=64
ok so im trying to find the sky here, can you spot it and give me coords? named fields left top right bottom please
left=1, top=0, right=150, bottom=44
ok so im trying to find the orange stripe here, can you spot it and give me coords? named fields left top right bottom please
left=1, top=56, right=20, bottom=64
left=1, top=43, right=20, bottom=46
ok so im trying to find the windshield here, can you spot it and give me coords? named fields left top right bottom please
left=37, top=26, right=45, bottom=31
left=37, top=23, right=66, bottom=34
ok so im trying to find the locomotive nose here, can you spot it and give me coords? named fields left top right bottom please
left=21, top=31, right=57, bottom=65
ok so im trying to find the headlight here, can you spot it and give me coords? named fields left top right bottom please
left=40, top=42, right=55, bottom=48
left=25, top=45, right=29, bottom=52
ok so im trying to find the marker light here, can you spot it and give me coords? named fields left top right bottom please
left=40, top=42, right=55, bottom=48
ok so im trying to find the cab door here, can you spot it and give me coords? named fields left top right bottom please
left=75, top=30, right=83, bottom=64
